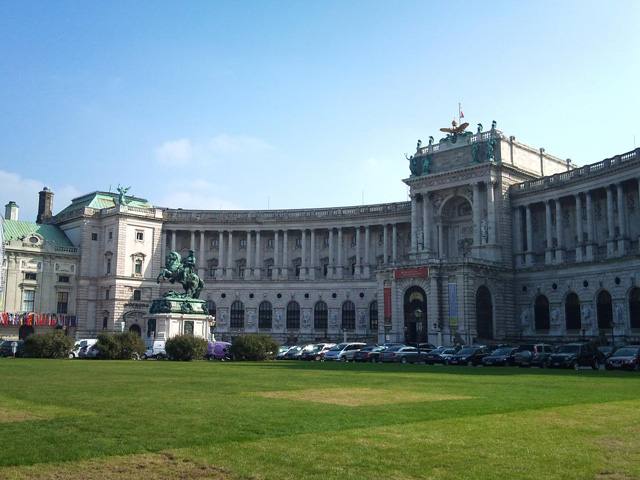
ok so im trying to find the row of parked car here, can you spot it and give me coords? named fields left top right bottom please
left=276, top=341, right=640, bottom=371
left=70, top=338, right=233, bottom=361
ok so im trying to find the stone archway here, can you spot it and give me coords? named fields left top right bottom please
left=403, top=286, right=427, bottom=345
left=129, top=324, right=142, bottom=337
left=475, top=286, right=493, bottom=340
left=18, top=325, right=34, bottom=340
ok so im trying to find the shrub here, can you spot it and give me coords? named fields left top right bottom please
left=229, top=334, right=280, bottom=361
left=23, top=330, right=75, bottom=358
left=95, top=332, right=146, bottom=360
left=165, top=335, right=207, bottom=361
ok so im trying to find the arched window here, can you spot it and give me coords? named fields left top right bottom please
left=534, top=295, right=550, bottom=331
left=369, top=301, right=378, bottom=330
left=286, top=301, right=300, bottom=329
left=564, top=293, right=581, bottom=330
left=597, top=290, right=613, bottom=330
left=314, top=301, right=328, bottom=330
left=206, top=301, right=216, bottom=318
left=342, top=301, right=356, bottom=330
left=259, top=301, right=273, bottom=329
left=230, top=301, right=245, bottom=328
left=629, top=287, right=640, bottom=329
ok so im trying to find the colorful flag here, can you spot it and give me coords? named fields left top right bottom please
left=459, top=104, right=465, bottom=119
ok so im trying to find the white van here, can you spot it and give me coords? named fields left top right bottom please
left=72, top=338, right=98, bottom=359
left=142, top=340, right=166, bottom=360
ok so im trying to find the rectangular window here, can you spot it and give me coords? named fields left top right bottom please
left=105, top=289, right=110, bottom=300
left=295, top=238, right=302, bottom=248
left=211, top=239, right=219, bottom=248
left=108, top=231, right=113, bottom=241
left=136, top=230, right=144, bottom=241
left=239, top=239, right=247, bottom=248
left=133, top=290, right=141, bottom=301
left=23, top=290, right=35, bottom=311
left=267, top=265, right=273, bottom=278
left=92, top=233, right=98, bottom=241
left=267, top=238, right=275, bottom=247
left=57, top=292, right=68, bottom=314
left=323, top=237, right=329, bottom=247
left=58, top=275, right=70, bottom=283
left=134, top=259, right=143, bottom=274
left=25, top=272, right=37, bottom=281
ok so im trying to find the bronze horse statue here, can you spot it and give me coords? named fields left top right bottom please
left=156, top=251, right=204, bottom=299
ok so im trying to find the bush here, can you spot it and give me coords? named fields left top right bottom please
left=165, top=335, right=207, bottom=361
left=23, top=330, right=75, bottom=358
left=95, top=332, right=146, bottom=360
left=229, top=334, right=280, bottom=361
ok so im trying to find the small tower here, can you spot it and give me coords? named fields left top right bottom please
left=36, top=187, right=54, bottom=224
left=4, top=201, right=19, bottom=220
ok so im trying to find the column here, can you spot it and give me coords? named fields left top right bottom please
left=246, top=231, right=252, bottom=278
left=190, top=230, right=195, bottom=251
left=227, top=231, right=234, bottom=278
left=282, top=230, right=289, bottom=278
left=472, top=183, right=481, bottom=246
left=310, top=229, right=316, bottom=279
left=606, top=185, right=616, bottom=255
left=575, top=194, right=584, bottom=262
left=364, top=226, right=371, bottom=278
left=513, top=207, right=523, bottom=267
left=217, top=231, right=225, bottom=277
left=525, top=204, right=533, bottom=267
left=545, top=200, right=553, bottom=264
left=328, top=229, right=334, bottom=277
left=199, top=231, right=206, bottom=277
left=162, top=230, right=168, bottom=264
left=392, top=224, right=398, bottom=264
left=274, top=230, right=280, bottom=278
left=383, top=224, right=389, bottom=265
left=487, top=180, right=496, bottom=244
left=355, top=226, right=361, bottom=276
left=301, top=229, right=307, bottom=279
left=555, top=198, right=564, bottom=263
left=254, top=230, right=262, bottom=277
left=171, top=230, right=176, bottom=251
left=585, top=192, right=595, bottom=260
left=617, top=183, right=627, bottom=254
left=410, top=195, right=418, bottom=252
left=437, top=225, right=443, bottom=258
left=422, top=196, right=430, bottom=253
left=337, top=227, right=343, bottom=279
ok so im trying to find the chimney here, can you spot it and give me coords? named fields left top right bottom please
left=37, top=187, right=54, bottom=224
left=4, top=201, right=19, bottom=221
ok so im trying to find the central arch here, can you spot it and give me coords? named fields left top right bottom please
left=475, top=286, right=493, bottom=340
left=403, top=286, right=427, bottom=345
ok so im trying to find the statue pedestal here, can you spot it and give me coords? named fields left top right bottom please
left=148, top=294, right=215, bottom=340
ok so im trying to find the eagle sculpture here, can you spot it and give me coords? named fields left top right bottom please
left=440, top=119, right=469, bottom=135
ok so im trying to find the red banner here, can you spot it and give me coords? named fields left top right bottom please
left=394, top=267, right=429, bottom=279
left=384, top=287, right=392, bottom=319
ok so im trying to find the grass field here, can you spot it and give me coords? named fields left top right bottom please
left=1, top=359, right=639, bottom=480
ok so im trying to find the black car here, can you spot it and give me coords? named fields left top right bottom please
left=423, top=346, right=460, bottom=365
left=0, top=340, right=24, bottom=357
left=353, top=346, right=386, bottom=363
left=447, top=347, right=491, bottom=366
left=548, top=343, right=604, bottom=370
left=482, top=347, right=517, bottom=367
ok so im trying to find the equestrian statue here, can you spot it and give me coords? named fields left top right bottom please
left=157, top=249, right=204, bottom=299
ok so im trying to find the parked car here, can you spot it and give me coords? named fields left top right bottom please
left=447, top=346, right=491, bottom=366
left=380, top=346, right=424, bottom=364
left=70, top=338, right=98, bottom=359
left=416, top=343, right=436, bottom=352
left=548, top=343, right=604, bottom=370
left=283, top=344, right=315, bottom=360
left=142, top=340, right=167, bottom=360
left=276, top=346, right=293, bottom=360
left=423, top=346, right=460, bottom=365
left=78, top=344, right=96, bottom=359
left=514, top=343, right=556, bottom=368
left=206, top=341, right=232, bottom=361
left=482, top=347, right=517, bottom=367
left=323, top=342, right=367, bottom=362
left=0, top=340, right=24, bottom=357
left=85, top=344, right=100, bottom=359
left=300, top=343, right=336, bottom=361
left=353, top=345, right=386, bottom=363
left=597, top=345, right=615, bottom=360
left=605, top=346, right=640, bottom=371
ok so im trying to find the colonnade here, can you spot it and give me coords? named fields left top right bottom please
left=514, top=180, right=638, bottom=266
left=162, top=223, right=408, bottom=281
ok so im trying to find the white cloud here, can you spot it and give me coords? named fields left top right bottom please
left=154, top=134, right=274, bottom=167
left=0, top=170, right=82, bottom=222
left=155, top=138, right=194, bottom=166
left=155, top=178, right=243, bottom=211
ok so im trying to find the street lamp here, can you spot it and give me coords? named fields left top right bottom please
left=414, top=308, right=423, bottom=362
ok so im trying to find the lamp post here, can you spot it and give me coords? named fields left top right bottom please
left=414, top=308, right=423, bottom=363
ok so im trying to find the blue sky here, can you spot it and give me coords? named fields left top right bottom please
left=1, top=1, right=639, bottom=222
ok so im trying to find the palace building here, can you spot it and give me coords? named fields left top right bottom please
left=3, top=122, right=640, bottom=347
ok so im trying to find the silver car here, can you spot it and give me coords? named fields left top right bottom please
left=323, top=342, right=367, bottom=362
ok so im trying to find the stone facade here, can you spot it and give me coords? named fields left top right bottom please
left=3, top=125, right=640, bottom=347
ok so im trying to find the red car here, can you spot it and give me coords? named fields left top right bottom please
left=605, top=347, right=640, bottom=371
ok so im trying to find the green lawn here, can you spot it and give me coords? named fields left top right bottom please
left=1, top=359, right=639, bottom=480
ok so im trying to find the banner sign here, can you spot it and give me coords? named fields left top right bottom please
left=383, top=287, right=392, bottom=320
left=448, top=283, right=458, bottom=327
left=394, top=267, right=429, bottom=279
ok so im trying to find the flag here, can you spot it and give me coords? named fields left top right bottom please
left=459, top=104, right=465, bottom=119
